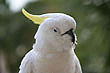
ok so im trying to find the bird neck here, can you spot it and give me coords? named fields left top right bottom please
left=33, top=40, right=73, bottom=55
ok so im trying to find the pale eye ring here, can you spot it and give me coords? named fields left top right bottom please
left=53, top=27, right=60, bottom=33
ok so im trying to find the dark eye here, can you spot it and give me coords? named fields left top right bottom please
left=54, top=29, right=57, bottom=32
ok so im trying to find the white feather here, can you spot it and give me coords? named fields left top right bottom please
left=19, top=13, right=82, bottom=73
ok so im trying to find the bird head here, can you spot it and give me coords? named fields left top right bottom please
left=22, top=9, right=77, bottom=52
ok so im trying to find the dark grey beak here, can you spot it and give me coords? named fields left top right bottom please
left=61, top=28, right=75, bottom=44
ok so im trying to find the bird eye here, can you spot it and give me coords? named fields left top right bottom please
left=54, top=28, right=57, bottom=32
left=53, top=27, right=60, bottom=33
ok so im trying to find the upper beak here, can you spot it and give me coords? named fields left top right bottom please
left=61, top=28, right=75, bottom=44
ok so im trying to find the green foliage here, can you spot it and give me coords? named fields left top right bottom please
left=0, top=0, right=109, bottom=73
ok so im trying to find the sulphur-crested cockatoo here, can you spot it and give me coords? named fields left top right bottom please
left=19, top=9, right=82, bottom=73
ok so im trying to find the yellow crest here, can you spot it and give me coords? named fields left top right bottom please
left=22, top=9, right=48, bottom=24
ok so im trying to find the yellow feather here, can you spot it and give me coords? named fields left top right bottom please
left=22, top=8, right=48, bottom=24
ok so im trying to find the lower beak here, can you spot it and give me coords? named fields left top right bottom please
left=61, top=28, right=75, bottom=43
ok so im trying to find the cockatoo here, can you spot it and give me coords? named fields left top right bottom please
left=19, top=9, right=82, bottom=73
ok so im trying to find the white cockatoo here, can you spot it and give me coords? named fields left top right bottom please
left=19, top=9, right=82, bottom=73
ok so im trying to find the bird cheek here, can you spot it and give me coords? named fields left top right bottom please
left=62, top=34, right=72, bottom=41
left=61, top=35, right=72, bottom=47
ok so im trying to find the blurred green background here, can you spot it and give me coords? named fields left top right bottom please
left=0, top=0, right=109, bottom=73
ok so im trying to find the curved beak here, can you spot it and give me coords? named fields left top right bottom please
left=61, top=28, right=75, bottom=44
left=22, top=8, right=49, bottom=24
